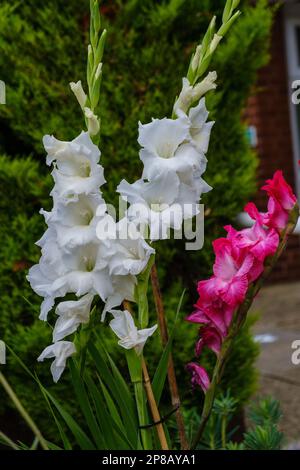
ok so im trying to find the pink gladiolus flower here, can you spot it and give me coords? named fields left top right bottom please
left=187, top=297, right=233, bottom=337
left=186, top=170, right=297, bottom=393
left=245, top=172, right=297, bottom=232
left=245, top=199, right=289, bottom=231
left=224, top=223, right=279, bottom=262
left=261, top=170, right=297, bottom=211
left=186, top=362, right=210, bottom=392
left=205, top=238, right=252, bottom=306
left=195, top=326, right=222, bottom=356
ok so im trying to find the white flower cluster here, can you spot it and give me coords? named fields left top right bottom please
left=28, top=132, right=154, bottom=382
left=117, top=87, right=214, bottom=240
left=28, top=73, right=215, bottom=383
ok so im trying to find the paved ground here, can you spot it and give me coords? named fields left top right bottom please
left=249, top=281, right=300, bottom=445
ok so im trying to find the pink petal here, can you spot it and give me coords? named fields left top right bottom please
left=264, top=197, right=289, bottom=231
left=244, top=202, right=264, bottom=224
left=220, top=274, right=248, bottom=306
left=262, top=170, right=297, bottom=211
left=195, top=326, right=222, bottom=356
left=197, top=277, right=219, bottom=299
left=213, top=240, right=237, bottom=280
left=186, top=363, right=211, bottom=393
left=186, top=309, right=210, bottom=325
left=247, top=257, right=264, bottom=282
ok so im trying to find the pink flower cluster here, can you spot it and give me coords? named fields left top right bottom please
left=186, top=171, right=297, bottom=393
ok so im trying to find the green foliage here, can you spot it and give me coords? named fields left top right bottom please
left=243, top=397, right=284, bottom=450
left=248, top=396, right=282, bottom=427
left=226, top=441, right=245, bottom=450
left=185, top=394, right=283, bottom=450
left=0, top=0, right=87, bottom=154
left=0, top=0, right=274, bottom=442
left=243, top=424, right=283, bottom=450
left=213, top=391, right=238, bottom=417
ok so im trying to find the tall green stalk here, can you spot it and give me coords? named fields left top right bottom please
left=126, top=349, right=152, bottom=450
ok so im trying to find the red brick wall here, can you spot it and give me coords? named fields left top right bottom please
left=245, top=9, right=300, bottom=283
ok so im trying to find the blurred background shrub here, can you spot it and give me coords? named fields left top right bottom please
left=0, top=0, right=272, bottom=441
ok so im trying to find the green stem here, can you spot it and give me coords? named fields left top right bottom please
left=126, top=349, right=152, bottom=450
left=209, top=416, right=215, bottom=450
left=0, top=430, right=19, bottom=450
left=133, top=380, right=151, bottom=450
left=0, top=371, right=49, bottom=450
left=221, top=415, right=227, bottom=449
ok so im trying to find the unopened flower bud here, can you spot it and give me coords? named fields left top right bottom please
left=84, top=107, right=100, bottom=136
left=209, top=34, right=222, bottom=54
left=193, top=71, right=217, bottom=100
left=191, top=45, right=202, bottom=72
left=173, top=71, right=217, bottom=115
left=69, top=80, right=87, bottom=109
left=95, top=62, right=103, bottom=80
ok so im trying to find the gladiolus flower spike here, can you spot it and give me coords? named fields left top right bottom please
left=186, top=171, right=299, bottom=393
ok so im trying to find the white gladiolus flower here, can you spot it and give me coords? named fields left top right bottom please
left=58, top=242, right=113, bottom=299
left=118, top=172, right=200, bottom=240
left=139, top=116, right=204, bottom=179
left=38, top=341, right=76, bottom=383
left=41, top=193, right=106, bottom=249
left=53, top=294, right=94, bottom=342
left=69, top=80, right=87, bottom=109
left=28, top=239, right=113, bottom=320
left=27, top=236, right=67, bottom=320
left=106, top=218, right=155, bottom=276
left=43, top=131, right=105, bottom=200
left=109, top=310, right=157, bottom=355
left=97, top=215, right=153, bottom=320
left=141, top=141, right=204, bottom=181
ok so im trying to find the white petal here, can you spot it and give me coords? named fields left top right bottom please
left=40, top=297, right=55, bottom=321
left=138, top=117, right=189, bottom=158
left=63, top=271, right=94, bottom=296
left=38, top=341, right=76, bottom=382
left=188, top=98, right=209, bottom=128
left=92, top=268, right=114, bottom=300
left=135, top=324, right=158, bottom=355
left=102, top=275, right=135, bottom=321
left=173, top=78, right=194, bottom=114
left=107, top=222, right=155, bottom=276
left=191, top=121, right=214, bottom=153
left=117, top=179, right=146, bottom=205
left=53, top=316, right=79, bottom=342
left=109, top=309, right=136, bottom=340
left=53, top=294, right=93, bottom=342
